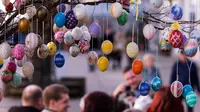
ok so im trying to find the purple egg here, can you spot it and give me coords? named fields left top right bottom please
left=89, top=22, right=101, bottom=37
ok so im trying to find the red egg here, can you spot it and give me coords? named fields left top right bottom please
left=169, top=30, right=183, bottom=48
left=6, top=2, right=13, bottom=13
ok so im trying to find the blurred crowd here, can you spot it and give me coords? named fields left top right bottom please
left=8, top=51, right=200, bottom=112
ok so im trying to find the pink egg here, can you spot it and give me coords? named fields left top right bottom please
left=13, top=44, right=25, bottom=60
left=55, top=31, right=64, bottom=43
left=6, top=61, right=17, bottom=73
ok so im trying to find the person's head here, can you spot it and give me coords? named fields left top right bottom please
left=178, top=51, right=187, bottom=63
left=123, top=65, right=142, bottom=89
left=143, top=53, right=155, bottom=68
left=147, top=86, right=184, bottom=112
left=84, top=91, right=113, bottom=112
left=21, top=85, right=43, bottom=110
left=80, top=95, right=88, bottom=112
left=43, top=84, right=70, bottom=112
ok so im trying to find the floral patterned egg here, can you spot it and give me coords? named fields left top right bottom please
left=87, top=51, right=98, bottom=65
left=55, top=31, right=64, bottom=43
left=25, top=33, right=38, bottom=50
left=69, top=44, right=80, bottom=57
left=13, top=44, right=24, bottom=60
left=78, top=39, right=90, bottom=53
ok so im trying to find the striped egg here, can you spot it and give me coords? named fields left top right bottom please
left=170, top=80, right=183, bottom=98
left=186, top=91, right=197, bottom=107
left=184, top=39, right=198, bottom=57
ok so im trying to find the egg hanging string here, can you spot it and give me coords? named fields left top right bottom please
left=176, top=55, right=179, bottom=81
left=136, top=0, right=139, bottom=21
left=186, top=59, right=193, bottom=85
left=50, top=13, right=53, bottom=42
left=132, top=24, right=134, bottom=42
left=4, top=21, right=6, bottom=42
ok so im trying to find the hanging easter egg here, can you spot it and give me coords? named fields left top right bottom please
left=72, top=27, right=83, bottom=40
left=74, top=4, right=87, bottom=20
left=2, top=0, right=10, bottom=6
left=26, top=6, right=37, bottom=18
left=1, top=69, right=12, bottom=84
left=186, top=91, right=197, bottom=107
left=139, top=81, right=150, bottom=96
left=47, top=42, right=57, bottom=56
left=132, top=59, right=143, bottom=75
left=54, top=12, right=66, bottom=28
left=53, top=24, right=60, bottom=33
left=79, top=13, right=89, bottom=23
left=16, top=55, right=29, bottom=67
left=64, top=31, right=74, bottom=46
left=117, top=10, right=128, bottom=26
left=126, top=42, right=139, bottom=58
left=89, top=22, right=101, bottom=37
left=150, top=0, right=163, bottom=8
left=0, top=42, right=11, bottom=59
left=54, top=53, right=65, bottom=68
left=151, top=76, right=162, bottom=91
left=161, top=27, right=172, bottom=41
left=13, top=44, right=24, bottom=60
left=25, top=33, right=39, bottom=50
left=6, top=61, right=16, bottom=73
left=80, top=25, right=89, bottom=32
left=10, top=72, right=22, bottom=88
left=182, top=84, right=193, bottom=98
left=65, top=10, right=78, bottom=29
left=22, top=62, right=34, bottom=77
left=87, top=51, right=98, bottom=65
left=18, top=18, right=30, bottom=32
left=110, top=2, right=123, bottom=18
left=97, top=56, right=109, bottom=72
left=101, top=40, right=113, bottom=55
left=129, top=4, right=143, bottom=19
left=37, top=44, right=49, bottom=58
left=0, top=59, right=3, bottom=69
left=69, top=44, right=80, bottom=57
left=5, top=2, right=13, bottom=13
left=36, top=6, right=48, bottom=21
left=143, top=24, right=156, bottom=40
left=184, top=39, right=198, bottom=57
left=56, top=3, right=67, bottom=13
left=78, top=39, right=90, bottom=53
left=24, top=47, right=34, bottom=58
left=180, top=35, right=188, bottom=49
left=55, top=31, right=64, bottom=43
left=159, top=39, right=171, bottom=52
left=171, top=4, right=183, bottom=20
left=190, top=29, right=200, bottom=45
left=82, top=31, right=91, bottom=42
left=169, top=30, right=183, bottom=48
left=170, top=80, right=183, bottom=98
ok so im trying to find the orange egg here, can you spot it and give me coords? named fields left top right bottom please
left=18, top=18, right=30, bottom=32
left=132, top=59, right=143, bottom=75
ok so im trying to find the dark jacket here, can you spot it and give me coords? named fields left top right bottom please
left=8, top=106, right=41, bottom=112
left=170, top=59, right=200, bottom=92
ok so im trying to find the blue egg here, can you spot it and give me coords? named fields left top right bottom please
left=129, top=4, right=143, bottom=19
left=183, top=85, right=193, bottom=98
left=54, top=53, right=65, bottom=68
left=54, top=12, right=66, bottom=28
left=171, top=4, right=183, bottom=20
left=139, top=81, right=150, bottom=96
left=186, top=91, right=197, bottom=107
left=151, top=76, right=162, bottom=91
left=57, top=3, right=66, bottom=13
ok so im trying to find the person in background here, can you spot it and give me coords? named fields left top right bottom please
left=112, top=65, right=142, bottom=112
left=147, top=86, right=184, bottom=112
left=170, top=51, right=200, bottom=112
left=42, top=84, right=70, bottom=112
left=142, top=53, right=161, bottom=83
left=8, top=85, right=43, bottom=112
left=83, top=91, right=113, bottom=112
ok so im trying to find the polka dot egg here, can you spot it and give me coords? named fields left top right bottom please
left=47, top=42, right=57, bottom=56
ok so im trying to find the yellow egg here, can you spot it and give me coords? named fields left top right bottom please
left=126, top=42, right=139, bottom=58
left=47, top=42, right=57, bottom=56
left=101, top=40, right=113, bottom=55
left=97, top=56, right=109, bottom=72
